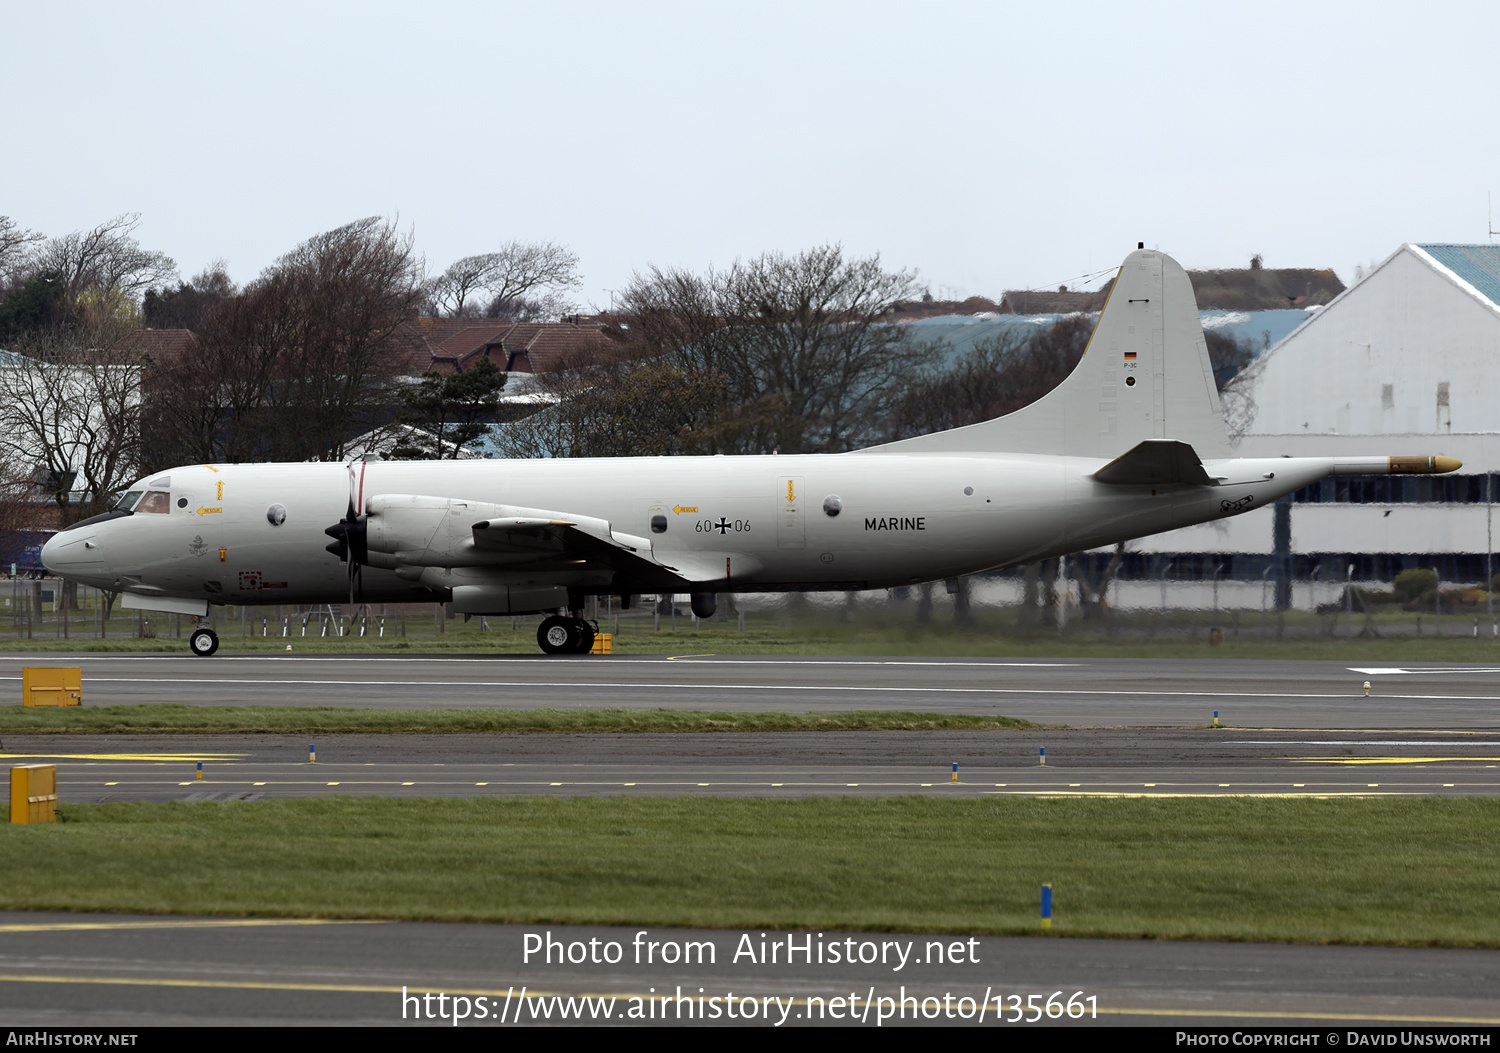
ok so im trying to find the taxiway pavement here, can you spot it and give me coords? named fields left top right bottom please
left=7, top=729, right=1500, bottom=800
left=2, top=913, right=1497, bottom=1027
left=3, top=653, right=1500, bottom=726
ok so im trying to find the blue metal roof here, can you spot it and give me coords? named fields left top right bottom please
left=1199, top=309, right=1313, bottom=356
left=906, top=309, right=1308, bottom=370
left=1417, top=244, right=1500, bottom=308
left=903, top=315, right=1064, bottom=368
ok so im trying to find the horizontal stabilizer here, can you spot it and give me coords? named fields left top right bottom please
left=1094, top=440, right=1212, bottom=486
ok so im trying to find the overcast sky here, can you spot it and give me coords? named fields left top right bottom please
left=4, top=0, right=1496, bottom=307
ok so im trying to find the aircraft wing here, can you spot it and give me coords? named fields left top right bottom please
left=361, top=494, right=704, bottom=586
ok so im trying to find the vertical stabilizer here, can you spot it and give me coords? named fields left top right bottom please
left=861, top=248, right=1230, bottom=459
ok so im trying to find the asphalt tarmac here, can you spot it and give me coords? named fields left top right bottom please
left=3, top=652, right=1500, bottom=726
left=5, top=654, right=1500, bottom=1027
left=8, top=729, right=1500, bottom=800
left=2, top=913, right=1499, bottom=1028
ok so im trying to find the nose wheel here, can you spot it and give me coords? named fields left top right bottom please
left=536, top=616, right=595, bottom=655
left=189, top=627, right=220, bottom=657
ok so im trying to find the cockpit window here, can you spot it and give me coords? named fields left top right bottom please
left=114, top=491, right=143, bottom=511
left=136, top=491, right=171, bottom=515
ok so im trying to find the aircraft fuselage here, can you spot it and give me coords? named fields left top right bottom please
left=43, top=452, right=1329, bottom=608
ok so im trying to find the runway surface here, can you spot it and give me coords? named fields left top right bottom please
left=4, top=652, right=1500, bottom=726
left=2, top=913, right=1498, bottom=1027
left=9, top=729, right=1500, bottom=800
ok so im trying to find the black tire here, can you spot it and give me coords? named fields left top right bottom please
left=572, top=620, right=596, bottom=655
left=537, top=616, right=577, bottom=655
left=189, top=628, right=219, bottom=657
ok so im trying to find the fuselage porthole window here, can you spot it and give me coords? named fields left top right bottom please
left=650, top=514, right=668, bottom=533
left=823, top=495, right=842, bottom=517
left=267, top=504, right=287, bottom=527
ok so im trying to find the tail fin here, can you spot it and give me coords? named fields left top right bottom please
left=863, top=248, right=1230, bottom=459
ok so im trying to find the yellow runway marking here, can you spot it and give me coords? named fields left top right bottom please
left=0, top=919, right=376, bottom=934
left=0, top=973, right=1493, bottom=1025
left=1295, top=756, right=1500, bottom=765
left=0, top=753, right=246, bottom=762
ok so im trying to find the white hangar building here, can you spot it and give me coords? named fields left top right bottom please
left=1116, top=243, right=1500, bottom=603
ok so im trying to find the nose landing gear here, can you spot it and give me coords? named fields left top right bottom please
left=536, top=615, right=596, bottom=655
left=189, top=625, right=220, bottom=657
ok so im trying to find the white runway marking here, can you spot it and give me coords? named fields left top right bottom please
left=1349, top=667, right=1500, bottom=675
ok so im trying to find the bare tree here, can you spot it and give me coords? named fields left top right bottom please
left=610, top=244, right=920, bottom=455
left=147, top=217, right=422, bottom=466
left=0, top=216, right=43, bottom=280
left=143, top=261, right=236, bottom=331
left=885, top=314, right=1095, bottom=441
left=491, top=340, right=727, bottom=459
left=426, top=242, right=582, bottom=319
left=0, top=321, right=144, bottom=523
left=31, top=213, right=176, bottom=308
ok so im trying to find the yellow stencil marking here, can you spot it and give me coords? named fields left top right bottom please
left=216, top=481, right=224, bottom=500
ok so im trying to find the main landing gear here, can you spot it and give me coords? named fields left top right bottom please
left=537, top=615, right=596, bottom=655
left=189, top=626, right=219, bottom=657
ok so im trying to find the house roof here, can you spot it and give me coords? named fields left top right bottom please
left=1416, top=244, right=1500, bottom=310
left=115, top=328, right=198, bottom=363
left=393, top=317, right=609, bottom=375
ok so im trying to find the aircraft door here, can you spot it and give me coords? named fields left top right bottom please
left=776, top=476, right=804, bottom=549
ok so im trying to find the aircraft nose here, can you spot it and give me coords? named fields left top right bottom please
left=39, top=533, right=63, bottom=574
left=41, top=530, right=107, bottom=576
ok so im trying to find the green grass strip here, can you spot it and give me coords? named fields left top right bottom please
left=4, top=796, right=1498, bottom=945
left=0, top=704, right=1041, bottom=735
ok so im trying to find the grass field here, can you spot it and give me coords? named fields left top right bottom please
left=0, top=704, right=1043, bottom=735
left=4, top=796, right=1498, bottom=946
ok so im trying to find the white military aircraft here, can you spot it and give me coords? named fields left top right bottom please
left=42, top=246, right=1458, bottom=656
